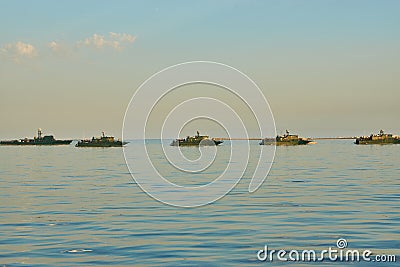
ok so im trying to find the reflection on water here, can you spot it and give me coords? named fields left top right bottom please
left=0, top=140, right=399, bottom=266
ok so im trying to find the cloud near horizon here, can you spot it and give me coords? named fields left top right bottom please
left=48, top=41, right=61, bottom=52
left=1, top=32, right=136, bottom=62
left=0, top=41, right=37, bottom=61
left=77, top=32, right=136, bottom=50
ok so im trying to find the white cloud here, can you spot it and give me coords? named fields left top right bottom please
left=15, top=42, right=36, bottom=57
left=48, top=40, right=71, bottom=55
left=1, top=32, right=136, bottom=62
left=109, top=32, right=136, bottom=43
left=78, top=32, right=136, bottom=50
left=82, top=34, right=106, bottom=48
left=48, top=41, right=60, bottom=51
left=1, top=41, right=37, bottom=60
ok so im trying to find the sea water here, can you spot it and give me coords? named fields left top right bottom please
left=0, top=140, right=398, bottom=266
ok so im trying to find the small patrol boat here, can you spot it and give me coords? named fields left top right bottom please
left=170, top=131, right=223, bottom=146
left=76, top=132, right=127, bottom=147
left=355, top=130, right=400, bottom=145
left=260, top=130, right=312, bottom=146
left=0, top=129, right=72, bottom=146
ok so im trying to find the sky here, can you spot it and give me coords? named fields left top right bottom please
left=1, top=0, right=399, bottom=139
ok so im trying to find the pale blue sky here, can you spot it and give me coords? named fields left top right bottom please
left=1, top=1, right=399, bottom=138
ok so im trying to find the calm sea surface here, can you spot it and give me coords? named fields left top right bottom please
left=0, top=140, right=399, bottom=266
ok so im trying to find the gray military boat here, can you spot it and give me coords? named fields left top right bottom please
left=260, top=130, right=312, bottom=146
left=355, top=130, right=400, bottom=145
left=171, top=131, right=223, bottom=146
left=76, top=132, right=127, bottom=147
left=0, top=129, right=72, bottom=146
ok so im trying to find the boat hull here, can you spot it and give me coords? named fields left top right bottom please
left=355, top=138, right=400, bottom=145
left=75, top=141, right=127, bottom=147
left=170, top=140, right=223, bottom=146
left=0, top=140, right=72, bottom=146
left=260, top=138, right=311, bottom=146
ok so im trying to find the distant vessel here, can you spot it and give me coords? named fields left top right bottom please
left=0, top=129, right=72, bottom=146
left=76, top=132, right=127, bottom=147
left=170, top=131, right=223, bottom=146
left=260, top=130, right=312, bottom=146
left=355, top=130, right=400, bottom=145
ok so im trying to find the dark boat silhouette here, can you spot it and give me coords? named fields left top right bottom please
left=170, top=131, right=223, bottom=146
left=76, top=132, right=127, bottom=147
left=0, top=129, right=72, bottom=146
